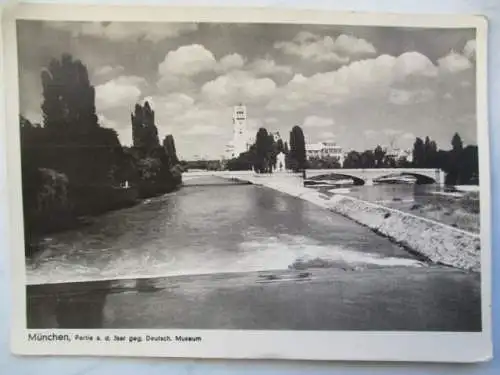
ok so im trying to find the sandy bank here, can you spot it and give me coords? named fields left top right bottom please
left=241, top=175, right=480, bottom=272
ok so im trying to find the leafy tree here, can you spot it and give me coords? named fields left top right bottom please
left=459, top=145, right=479, bottom=185
left=423, top=136, right=438, bottom=167
left=360, top=150, right=376, bottom=168
left=452, top=132, right=464, bottom=152
left=41, top=54, right=99, bottom=132
left=343, top=151, right=362, bottom=168
left=132, top=102, right=160, bottom=152
left=374, top=145, right=386, bottom=168
left=308, top=156, right=341, bottom=169
left=289, top=125, right=306, bottom=172
left=163, top=134, right=179, bottom=166
left=412, top=137, right=425, bottom=167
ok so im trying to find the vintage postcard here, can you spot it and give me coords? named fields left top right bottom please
left=2, top=4, right=492, bottom=362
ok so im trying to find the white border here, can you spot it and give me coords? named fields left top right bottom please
left=2, top=3, right=492, bottom=362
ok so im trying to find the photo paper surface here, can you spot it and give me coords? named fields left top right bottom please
left=2, top=4, right=492, bottom=362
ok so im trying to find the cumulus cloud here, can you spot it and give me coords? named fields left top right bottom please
left=388, top=88, right=435, bottom=105
left=48, top=21, right=198, bottom=42
left=94, top=65, right=124, bottom=77
left=303, top=115, right=335, bottom=127
left=248, top=58, right=293, bottom=76
left=158, top=93, right=195, bottom=114
left=268, top=52, right=438, bottom=111
left=383, top=128, right=403, bottom=136
left=320, top=131, right=336, bottom=140
left=218, top=53, right=246, bottom=72
left=274, top=32, right=376, bottom=63
left=463, top=39, right=476, bottom=60
left=95, top=75, right=146, bottom=110
left=201, top=71, right=277, bottom=105
left=97, top=113, right=119, bottom=128
left=159, top=44, right=217, bottom=77
left=438, top=51, right=472, bottom=73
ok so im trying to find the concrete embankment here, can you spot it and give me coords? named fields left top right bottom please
left=240, top=175, right=480, bottom=272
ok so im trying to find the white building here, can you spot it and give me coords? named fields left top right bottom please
left=306, top=141, right=344, bottom=164
left=385, top=147, right=413, bottom=162
left=225, top=104, right=253, bottom=159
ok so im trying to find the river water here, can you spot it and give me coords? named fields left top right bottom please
left=27, top=176, right=426, bottom=285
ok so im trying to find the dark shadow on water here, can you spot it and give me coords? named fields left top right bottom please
left=27, top=281, right=110, bottom=329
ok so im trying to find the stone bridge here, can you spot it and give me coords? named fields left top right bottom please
left=304, top=168, right=445, bottom=185
left=182, top=168, right=445, bottom=185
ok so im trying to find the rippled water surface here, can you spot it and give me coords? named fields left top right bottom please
left=27, top=177, right=423, bottom=284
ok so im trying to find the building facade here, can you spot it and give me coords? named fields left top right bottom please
left=306, top=141, right=344, bottom=164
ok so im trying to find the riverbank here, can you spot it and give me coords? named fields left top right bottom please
left=232, top=174, right=480, bottom=272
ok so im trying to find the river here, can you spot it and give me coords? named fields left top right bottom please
left=26, top=176, right=481, bottom=331
left=27, top=176, right=424, bottom=285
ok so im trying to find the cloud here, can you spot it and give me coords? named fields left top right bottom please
left=97, top=113, right=119, bottom=128
left=157, top=93, right=195, bottom=115
left=218, top=53, right=246, bottom=72
left=48, top=21, right=198, bottom=42
left=383, top=128, right=403, bottom=136
left=94, top=65, right=124, bottom=77
left=463, top=39, right=476, bottom=60
left=248, top=58, right=293, bottom=76
left=274, top=32, right=376, bottom=63
left=303, top=115, right=335, bottom=127
left=201, top=71, right=277, bottom=105
left=95, top=75, right=146, bottom=110
left=388, top=88, right=435, bottom=105
left=438, top=51, right=472, bottom=73
left=267, top=52, right=438, bottom=111
left=159, top=44, right=217, bottom=77
left=320, top=131, right=336, bottom=140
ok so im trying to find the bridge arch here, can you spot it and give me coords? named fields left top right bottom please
left=308, top=173, right=366, bottom=186
left=373, top=172, right=437, bottom=184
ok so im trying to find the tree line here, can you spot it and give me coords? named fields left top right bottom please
left=226, top=125, right=307, bottom=173
left=20, top=54, right=182, bottom=256
left=225, top=123, right=478, bottom=185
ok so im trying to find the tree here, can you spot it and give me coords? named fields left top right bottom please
left=459, top=145, right=479, bottom=185
left=132, top=102, right=160, bottom=152
left=289, top=125, right=306, bottom=172
left=163, top=134, right=179, bottom=166
left=343, top=151, right=362, bottom=168
left=446, top=132, right=465, bottom=185
left=41, top=54, right=99, bottom=132
left=423, top=136, right=438, bottom=167
left=374, top=145, right=386, bottom=168
left=452, top=133, right=464, bottom=153
left=412, top=137, right=425, bottom=167
left=360, top=150, right=376, bottom=168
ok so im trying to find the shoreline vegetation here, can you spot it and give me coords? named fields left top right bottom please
left=21, top=54, right=182, bottom=257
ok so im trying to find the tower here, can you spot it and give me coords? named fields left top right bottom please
left=232, top=104, right=247, bottom=157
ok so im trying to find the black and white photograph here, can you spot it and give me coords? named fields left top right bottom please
left=3, top=4, right=491, bottom=362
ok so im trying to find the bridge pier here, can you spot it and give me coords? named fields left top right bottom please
left=364, top=178, right=374, bottom=186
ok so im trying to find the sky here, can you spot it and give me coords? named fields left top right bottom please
left=17, top=21, right=477, bottom=160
